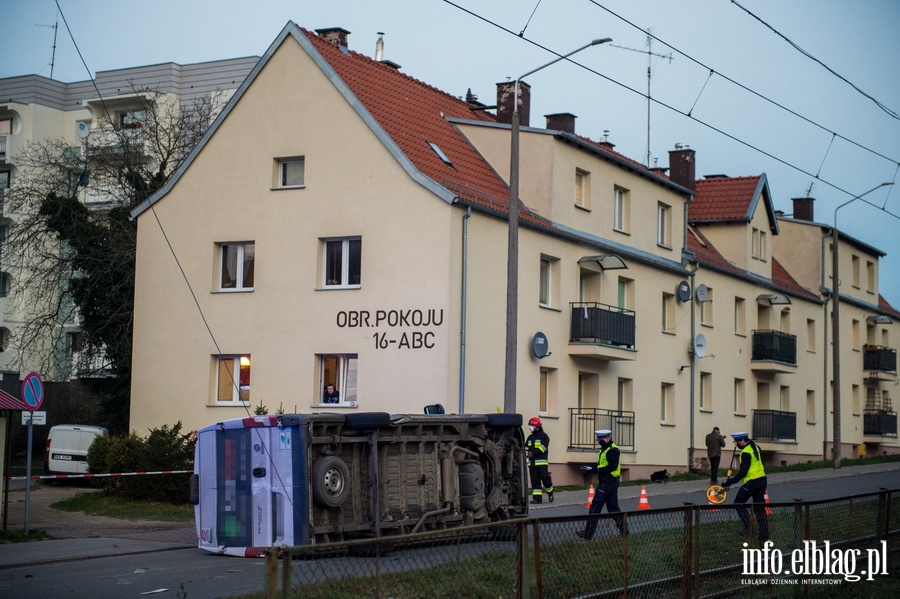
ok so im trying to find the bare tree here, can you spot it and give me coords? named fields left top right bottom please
left=2, top=86, right=226, bottom=428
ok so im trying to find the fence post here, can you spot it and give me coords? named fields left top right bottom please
left=264, top=548, right=278, bottom=599
left=280, top=549, right=291, bottom=599
left=531, top=519, right=542, bottom=599
left=681, top=503, right=693, bottom=599
left=876, top=488, right=888, bottom=542
left=518, top=518, right=530, bottom=599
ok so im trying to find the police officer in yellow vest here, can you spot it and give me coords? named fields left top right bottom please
left=722, top=432, right=769, bottom=542
left=576, top=429, right=624, bottom=539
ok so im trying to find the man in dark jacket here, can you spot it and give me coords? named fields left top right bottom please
left=525, top=417, right=554, bottom=504
left=576, top=429, right=624, bottom=539
left=705, top=426, right=726, bottom=484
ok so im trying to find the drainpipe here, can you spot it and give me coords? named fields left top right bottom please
left=459, top=206, right=471, bottom=414
left=688, top=263, right=699, bottom=471
left=820, top=232, right=830, bottom=460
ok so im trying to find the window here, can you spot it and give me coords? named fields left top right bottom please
left=118, top=109, right=145, bottom=129
left=0, top=272, right=10, bottom=297
left=851, top=255, right=861, bottom=288
left=319, top=354, right=358, bottom=405
left=757, top=382, right=770, bottom=410
left=575, top=168, right=590, bottom=209
left=734, top=297, right=746, bottom=335
left=539, top=255, right=559, bottom=308
left=613, top=186, right=630, bottom=233
left=660, top=382, right=674, bottom=424
left=0, top=171, right=10, bottom=194
left=617, top=378, right=633, bottom=411
left=0, top=117, right=11, bottom=159
left=216, top=355, right=251, bottom=403
left=700, top=287, right=714, bottom=326
left=700, top=372, right=711, bottom=411
left=657, top=202, right=671, bottom=248
left=218, top=242, right=255, bottom=291
left=578, top=372, right=599, bottom=409
left=0, top=327, right=9, bottom=352
left=662, top=292, right=675, bottom=332
left=752, top=228, right=767, bottom=261
left=852, top=384, right=861, bottom=415
left=805, top=318, right=817, bottom=353
left=277, top=157, right=305, bottom=188
left=806, top=390, right=816, bottom=424
left=617, top=276, right=634, bottom=311
left=540, top=368, right=557, bottom=414
left=852, top=319, right=860, bottom=350
left=323, top=237, right=361, bottom=288
left=734, top=378, right=745, bottom=414
left=67, top=332, right=83, bottom=356
left=866, top=261, right=875, bottom=294
left=780, top=385, right=790, bottom=412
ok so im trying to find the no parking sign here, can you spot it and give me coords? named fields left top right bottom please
left=22, top=371, right=44, bottom=411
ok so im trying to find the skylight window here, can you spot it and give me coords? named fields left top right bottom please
left=427, top=142, right=453, bottom=167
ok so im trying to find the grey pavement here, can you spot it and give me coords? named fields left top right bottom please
left=2, top=461, right=899, bottom=570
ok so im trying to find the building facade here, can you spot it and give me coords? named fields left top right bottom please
left=124, top=23, right=898, bottom=482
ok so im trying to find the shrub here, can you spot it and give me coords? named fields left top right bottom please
left=88, top=422, right=195, bottom=503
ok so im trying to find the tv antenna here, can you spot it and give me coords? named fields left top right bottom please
left=36, top=16, right=59, bottom=80
left=611, top=29, right=673, bottom=167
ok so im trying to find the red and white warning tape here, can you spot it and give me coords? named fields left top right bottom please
left=5, top=469, right=193, bottom=481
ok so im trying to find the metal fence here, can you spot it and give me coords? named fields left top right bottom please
left=262, top=489, right=899, bottom=598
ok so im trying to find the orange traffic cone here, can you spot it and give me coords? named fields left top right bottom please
left=637, top=485, right=652, bottom=509
left=585, top=484, right=595, bottom=508
left=764, top=490, right=773, bottom=515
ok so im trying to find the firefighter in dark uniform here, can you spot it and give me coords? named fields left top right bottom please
left=722, top=431, right=769, bottom=543
left=576, top=429, right=624, bottom=539
left=525, top=417, right=554, bottom=504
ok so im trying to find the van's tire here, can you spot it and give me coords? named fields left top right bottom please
left=345, top=412, right=392, bottom=430
left=486, top=413, right=522, bottom=428
left=312, top=456, right=351, bottom=508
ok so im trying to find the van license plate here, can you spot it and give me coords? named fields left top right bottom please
left=52, top=454, right=73, bottom=460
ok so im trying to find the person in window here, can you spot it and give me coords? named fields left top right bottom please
left=322, top=383, right=340, bottom=404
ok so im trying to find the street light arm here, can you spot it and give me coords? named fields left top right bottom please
left=514, top=38, right=612, bottom=108
left=833, top=182, right=894, bottom=222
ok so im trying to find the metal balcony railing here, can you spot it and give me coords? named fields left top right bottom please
left=568, top=408, right=635, bottom=451
left=752, top=409, right=796, bottom=442
left=864, top=411, right=898, bottom=437
left=570, top=302, right=636, bottom=349
left=863, top=345, right=897, bottom=373
left=751, top=330, right=797, bottom=365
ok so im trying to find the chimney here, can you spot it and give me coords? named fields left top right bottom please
left=792, top=197, right=815, bottom=221
left=545, top=113, right=576, bottom=134
left=375, top=32, right=384, bottom=61
left=599, top=130, right=615, bottom=150
left=668, top=144, right=696, bottom=190
left=496, top=81, right=530, bottom=126
left=315, top=27, right=351, bottom=48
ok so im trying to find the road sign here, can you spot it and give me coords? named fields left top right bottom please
left=22, top=372, right=44, bottom=410
left=21, top=410, right=46, bottom=425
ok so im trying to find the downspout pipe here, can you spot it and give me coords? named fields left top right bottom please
left=459, top=206, right=471, bottom=414
left=688, top=263, right=699, bottom=471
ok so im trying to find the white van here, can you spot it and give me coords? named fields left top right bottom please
left=44, top=425, right=108, bottom=475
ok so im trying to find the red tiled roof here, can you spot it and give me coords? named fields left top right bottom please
left=303, top=30, right=512, bottom=211
left=879, top=295, right=900, bottom=319
left=691, top=176, right=760, bottom=222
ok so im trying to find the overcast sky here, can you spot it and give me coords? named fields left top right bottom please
left=4, top=0, right=900, bottom=304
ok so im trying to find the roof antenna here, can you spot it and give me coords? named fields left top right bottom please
left=36, top=15, right=59, bottom=80
left=805, top=181, right=815, bottom=197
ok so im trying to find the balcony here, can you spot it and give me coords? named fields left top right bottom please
left=750, top=329, right=797, bottom=372
left=752, top=409, right=796, bottom=442
left=568, top=302, right=636, bottom=361
left=863, top=411, right=898, bottom=437
left=568, top=408, right=635, bottom=451
left=863, top=345, right=897, bottom=381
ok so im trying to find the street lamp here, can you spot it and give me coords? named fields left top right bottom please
left=830, top=181, right=893, bottom=468
left=503, top=38, right=612, bottom=414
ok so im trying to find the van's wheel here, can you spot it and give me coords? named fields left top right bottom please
left=486, top=413, right=522, bottom=428
left=313, top=456, right=351, bottom=508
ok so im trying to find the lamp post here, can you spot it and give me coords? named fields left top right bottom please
left=830, top=181, right=893, bottom=468
left=503, top=38, right=612, bottom=414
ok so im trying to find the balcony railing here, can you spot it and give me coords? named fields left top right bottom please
left=863, top=411, right=898, bottom=437
left=752, top=409, right=796, bottom=442
left=568, top=408, right=635, bottom=451
left=570, top=302, right=636, bottom=349
left=751, top=330, right=797, bottom=365
left=863, top=345, right=897, bottom=373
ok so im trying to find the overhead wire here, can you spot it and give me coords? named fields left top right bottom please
left=439, top=0, right=899, bottom=215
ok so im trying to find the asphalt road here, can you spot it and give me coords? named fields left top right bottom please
left=1, top=463, right=898, bottom=598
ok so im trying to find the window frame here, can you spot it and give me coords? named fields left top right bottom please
left=319, top=353, right=359, bottom=405
left=217, top=241, right=255, bottom=292
left=322, top=237, right=362, bottom=289
left=613, top=186, right=630, bottom=233
left=277, top=156, right=305, bottom=188
left=656, top=202, right=672, bottom=248
left=215, top=354, right=251, bottom=405
left=575, top=168, right=590, bottom=210
left=539, top=254, right=559, bottom=308
left=662, top=292, right=675, bottom=333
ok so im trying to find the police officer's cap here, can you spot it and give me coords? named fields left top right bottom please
left=595, top=429, right=612, bottom=438
left=731, top=432, right=750, bottom=441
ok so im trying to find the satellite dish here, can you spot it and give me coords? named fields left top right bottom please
left=676, top=281, right=691, bottom=302
left=532, top=332, right=550, bottom=359
left=693, top=334, right=708, bottom=358
left=76, top=122, right=90, bottom=140
left=695, top=284, right=709, bottom=303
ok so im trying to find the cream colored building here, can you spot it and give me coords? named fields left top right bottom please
left=129, top=22, right=898, bottom=483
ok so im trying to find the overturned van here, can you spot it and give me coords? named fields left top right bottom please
left=190, top=411, right=528, bottom=557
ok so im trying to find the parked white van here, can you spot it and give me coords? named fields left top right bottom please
left=44, top=424, right=108, bottom=475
